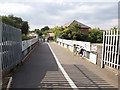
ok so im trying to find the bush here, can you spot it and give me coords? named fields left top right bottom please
left=48, top=25, right=104, bottom=43
left=22, top=34, right=31, bottom=41
left=87, top=28, right=103, bottom=43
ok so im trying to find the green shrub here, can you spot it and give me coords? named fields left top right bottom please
left=22, top=34, right=31, bottom=41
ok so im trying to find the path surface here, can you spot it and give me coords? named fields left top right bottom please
left=12, top=42, right=118, bottom=89
left=12, top=43, right=70, bottom=88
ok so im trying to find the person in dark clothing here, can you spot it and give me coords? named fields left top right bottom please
left=47, top=37, right=49, bottom=42
left=43, top=37, right=45, bottom=42
left=79, top=46, right=84, bottom=58
left=80, top=48, right=84, bottom=55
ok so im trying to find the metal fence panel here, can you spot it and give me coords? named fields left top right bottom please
left=1, top=23, right=22, bottom=71
left=0, top=21, right=2, bottom=89
left=101, top=30, right=120, bottom=69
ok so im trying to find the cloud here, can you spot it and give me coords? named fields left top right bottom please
left=31, top=2, right=117, bottom=30
left=0, top=0, right=119, bottom=3
left=105, top=18, right=118, bottom=28
left=0, top=3, right=32, bottom=15
left=0, top=1, right=118, bottom=30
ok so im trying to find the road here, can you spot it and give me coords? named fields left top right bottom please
left=11, top=42, right=118, bottom=89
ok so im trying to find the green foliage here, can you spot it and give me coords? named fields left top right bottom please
left=29, top=31, right=35, bottom=33
left=41, top=26, right=49, bottom=32
left=50, top=26, right=64, bottom=41
left=111, top=26, right=117, bottom=34
left=50, top=24, right=104, bottom=43
left=22, top=34, right=31, bottom=41
left=87, top=28, right=103, bottom=43
left=59, top=24, right=87, bottom=41
left=2, top=14, right=29, bottom=35
left=40, top=26, right=50, bottom=36
left=20, top=21, right=29, bottom=35
left=35, top=29, right=43, bottom=36
left=2, top=15, right=21, bottom=28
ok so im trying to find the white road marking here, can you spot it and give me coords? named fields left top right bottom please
left=48, top=43, right=78, bottom=90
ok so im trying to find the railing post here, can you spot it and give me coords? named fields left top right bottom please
left=101, top=31, right=105, bottom=68
left=0, top=16, right=2, bottom=90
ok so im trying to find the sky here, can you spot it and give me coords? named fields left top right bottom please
left=0, top=0, right=119, bottom=30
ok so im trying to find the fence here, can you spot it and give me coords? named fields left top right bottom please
left=0, top=21, right=2, bottom=89
left=0, top=23, right=39, bottom=72
left=57, top=38, right=91, bottom=51
left=0, top=22, right=39, bottom=89
left=0, top=23, right=22, bottom=71
left=101, top=30, right=120, bottom=69
left=22, top=38, right=39, bottom=59
left=56, top=38, right=97, bottom=64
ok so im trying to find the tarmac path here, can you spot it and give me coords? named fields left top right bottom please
left=11, top=42, right=118, bottom=89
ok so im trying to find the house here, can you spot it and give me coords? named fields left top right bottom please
left=47, top=31, right=54, bottom=40
left=29, top=32, right=38, bottom=38
left=63, top=20, right=91, bottom=34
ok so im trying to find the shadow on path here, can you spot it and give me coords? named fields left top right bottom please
left=12, top=43, right=59, bottom=88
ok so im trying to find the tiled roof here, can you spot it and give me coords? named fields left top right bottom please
left=63, top=20, right=90, bottom=29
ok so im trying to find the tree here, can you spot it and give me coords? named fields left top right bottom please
left=87, top=28, right=103, bottom=43
left=21, top=21, right=29, bottom=35
left=50, top=25, right=103, bottom=43
left=41, top=26, right=49, bottom=32
left=34, top=29, right=43, bottom=36
left=60, top=24, right=83, bottom=40
left=2, top=15, right=29, bottom=35
left=40, top=26, right=50, bottom=36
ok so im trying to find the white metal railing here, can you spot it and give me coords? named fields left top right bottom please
left=57, top=38, right=91, bottom=51
left=22, top=38, right=38, bottom=51
left=56, top=38, right=98, bottom=64
left=101, top=29, right=120, bottom=69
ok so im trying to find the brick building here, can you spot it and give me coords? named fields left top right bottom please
left=47, top=31, right=54, bottom=40
left=63, top=20, right=91, bottom=34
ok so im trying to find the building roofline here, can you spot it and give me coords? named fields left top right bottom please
left=63, top=20, right=91, bottom=29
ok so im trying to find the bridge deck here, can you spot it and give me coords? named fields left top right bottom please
left=11, top=42, right=118, bottom=89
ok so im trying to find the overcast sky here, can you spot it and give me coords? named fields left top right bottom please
left=0, top=0, right=119, bottom=30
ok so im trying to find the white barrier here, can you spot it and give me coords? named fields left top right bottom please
left=89, top=53, right=97, bottom=64
left=22, top=38, right=38, bottom=51
left=72, top=40, right=90, bottom=51
left=57, top=38, right=97, bottom=64
left=57, top=38, right=90, bottom=51
left=68, top=46, right=74, bottom=52
left=64, top=44, right=67, bottom=48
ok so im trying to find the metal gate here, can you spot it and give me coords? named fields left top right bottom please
left=0, top=22, right=22, bottom=71
left=101, top=29, right=120, bottom=69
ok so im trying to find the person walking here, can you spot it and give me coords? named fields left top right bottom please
left=47, top=37, right=49, bottom=42
left=43, top=37, right=45, bottom=42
